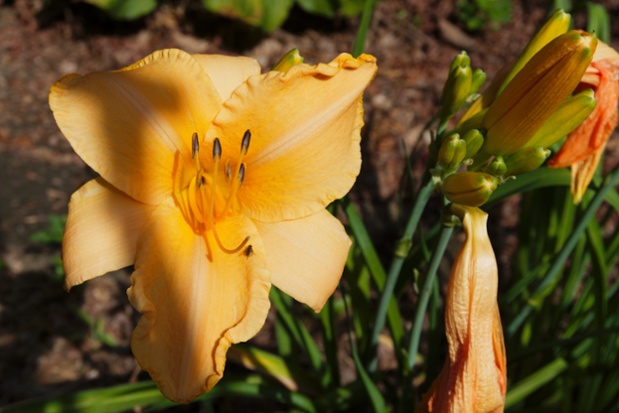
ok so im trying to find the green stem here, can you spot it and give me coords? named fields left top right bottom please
left=367, top=178, right=435, bottom=372
left=406, top=225, right=454, bottom=369
left=352, top=0, right=376, bottom=57
left=507, top=164, right=619, bottom=336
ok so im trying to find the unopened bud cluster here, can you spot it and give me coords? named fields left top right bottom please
left=433, top=9, right=599, bottom=208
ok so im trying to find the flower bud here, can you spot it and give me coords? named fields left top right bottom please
left=525, top=89, right=597, bottom=149
left=499, top=9, right=571, bottom=94
left=483, top=31, right=597, bottom=156
left=442, top=172, right=498, bottom=207
left=438, top=133, right=467, bottom=172
left=487, top=156, right=507, bottom=176
left=504, top=146, right=551, bottom=175
left=470, top=68, right=487, bottom=95
left=272, top=48, right=304, bottom=73
left=439, top=52, right=473, bottom=119
left=462, top=129, right=484, bottom=159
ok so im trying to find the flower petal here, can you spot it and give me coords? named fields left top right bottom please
left=208, top=53, right=377, bottom=222
left=549, top=60, right=619, bottom=168
left=191, top=54, right=262, bottom=102
left=253, top=209, right=350, bottom=312
left=49, top=49, right=222, bottom=205
left=418, top=206, right=506, bottom=413
left=127, top=202, right=271, bottom=403
left=63, top=178, right=155, bottom=290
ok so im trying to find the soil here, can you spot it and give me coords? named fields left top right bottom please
left=1, top=0, right=618, bottom=411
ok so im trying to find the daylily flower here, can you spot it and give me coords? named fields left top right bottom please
left=417, top=205, right=507, bottom=413
left=49, top=49, right=377, bottom=403
left=548, top=40, right=619, bottom=203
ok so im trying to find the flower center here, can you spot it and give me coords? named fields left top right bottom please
left=174, top=130, right=252, bottom=255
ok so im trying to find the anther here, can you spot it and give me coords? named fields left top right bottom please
left=225, top=160, right=231, bottom=181
left=213, top=138, right=222, bottom=161
left=245, top=245, right=253, bottom=257
left=241, top=129, right=251, bottom=155
left=238, top=163, right=246, bottom=186
left=191, top=132, right=199, bottom=159
left=198, top=175, right=205, bottom=188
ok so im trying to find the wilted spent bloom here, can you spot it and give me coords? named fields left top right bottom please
left=549, top=40, right=619, bottom=203
left=482, top=30, right=597, bottom=156
left=417, top=205, right=506, bottom=413
left=442, top=172, right=498, bottom=207
left=50, top=49, right=377, bottom=402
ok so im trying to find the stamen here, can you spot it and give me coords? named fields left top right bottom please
left=241, top=129, right=251, bottom=155
left=238, top=163, right=246, bottom=186
left=225, top=160, right=231, bottom=181
left=213, top=137, right=222, bottom=161
left=191, top=132, right=199, bottom=159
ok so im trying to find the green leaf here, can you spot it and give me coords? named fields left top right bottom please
left=202, top=0, right=295, bottom=32
left=84, top=0, right=157, bottom=20
left=295, top=0, right=335, bottom=17
left=587, top=3, right=610, bottom=44
left=505, top=358, right=568, bottom=407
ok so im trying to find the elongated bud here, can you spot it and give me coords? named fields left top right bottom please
left=487, top=156, right=507, bottom=176
left=483, top=31, right=597, bottom=156
left=462, top=129, right=484, bottom=159
left=439, top=52, right=473, bottom=119
left=525, top=89, right=597, bottom=149
left=442, top=172, right=498, bottom=207
left=499, top=9, right=571, bottom=94
left=470, top=68, right=487, bottom=95
left=504, top=146, right=551, bottom=175
left=272, top=48, right=304, bottom=73
left=438, top=134, right=467, bottom=172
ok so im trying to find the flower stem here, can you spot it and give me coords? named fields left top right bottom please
left=367, top=178, right=435, bottom=372
left=406, top=224, right=454, bottom=369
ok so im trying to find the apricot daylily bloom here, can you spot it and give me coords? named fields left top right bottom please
left=548, top=41, right=619, bottom=203
left=417, top=205, right=506, bottom=413
left=49, top=49, right=377, bottom=403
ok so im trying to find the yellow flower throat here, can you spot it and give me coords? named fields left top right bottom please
left=174, top=130, right=251, bottom=255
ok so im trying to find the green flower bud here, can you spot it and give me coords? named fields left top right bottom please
left=462, top=129, right=484, bottom=159
left=438, top=134, right=467, bottom=172
left=487, top=156, right=507, bottom=176
left=272, top=48, right=304, bottom=73
left=439, top=53, right=473, bottom=119
left=525, top=89, right=597, bottom=149
left=450, top=51, right=471, bottom=72
left=442, top=172, right=498, bottom=207
left=470, top=68, right=487, bottom=95
left=504, top=147, right=551, bottom=175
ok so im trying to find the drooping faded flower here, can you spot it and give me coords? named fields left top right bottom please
left=50, top=49, right=377, bottom=403
left=548, top=40, right=619, bottom=203
left=417, top=205, right=507, bottom=413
